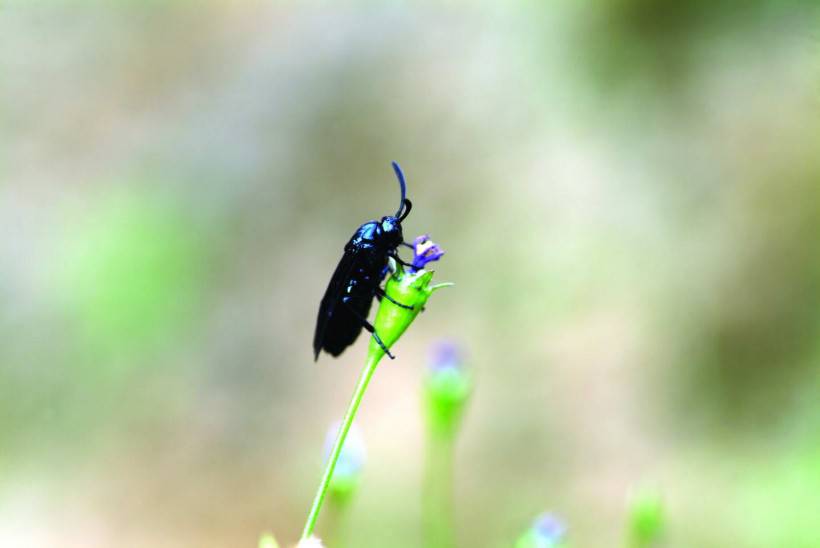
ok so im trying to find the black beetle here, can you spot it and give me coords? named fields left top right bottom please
left=313, top=162, right=414, bottom=361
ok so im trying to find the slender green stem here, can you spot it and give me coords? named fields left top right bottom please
left=301, top=354, right=381, bottom=540
left=423, top=431, right=456, bottom=548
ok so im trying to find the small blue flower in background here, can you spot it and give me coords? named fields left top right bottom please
left=410, top=234, right=445, bottom=272
left=430, top=340, right=461, bottom=371
left=515, top=512, right=568, bottom=548
left=323, top=421, right=366, bottom=503
left=533, top=513, right=567, bottom=544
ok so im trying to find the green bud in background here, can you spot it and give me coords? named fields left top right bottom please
left=515, top=513, right=568, bottom=548
left=421, top=341, right=470, bottom=548
left=323, top=421, right=366, bottom=505
left=424, top=342, right=472, bottom=438
left=257, top=532, right=280, bottom=548
left=626, top=487, right=664, bottom=547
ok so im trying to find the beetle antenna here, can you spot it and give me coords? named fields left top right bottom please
left=399, top=198, right=412, bottom=221
left=392, top=161, right=407, bottom=218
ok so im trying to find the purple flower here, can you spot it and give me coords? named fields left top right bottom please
left=410, top=234, right=444, bottom=272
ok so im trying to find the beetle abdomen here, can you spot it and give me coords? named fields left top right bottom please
left=321, top=296, right=372, bottom=356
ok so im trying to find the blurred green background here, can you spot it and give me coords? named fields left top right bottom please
left=1, top=1, right=818, bottom=547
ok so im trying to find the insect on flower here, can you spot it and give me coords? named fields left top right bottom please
left=313, top=162, right=417, bottom=361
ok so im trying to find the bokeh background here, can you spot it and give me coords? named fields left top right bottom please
left=1, top=2, right=819, bottom=547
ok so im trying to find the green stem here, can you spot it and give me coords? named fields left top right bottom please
left=301, top=353, right=381, bottom=540
left=422, top=431, right=456, bottom=548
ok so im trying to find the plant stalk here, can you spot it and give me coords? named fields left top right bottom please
left=301, top=353, right=381, bottom=540
left=423, top=430, right=456, bottom=548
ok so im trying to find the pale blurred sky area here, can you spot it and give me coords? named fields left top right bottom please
left=1, top=2, right=819, bottom=547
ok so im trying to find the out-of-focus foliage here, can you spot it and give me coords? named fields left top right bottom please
left=0, top=1, right=818, bottom=547
left=57, top=189, right=209, bottom=361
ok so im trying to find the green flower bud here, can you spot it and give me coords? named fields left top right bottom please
left=258, top=532, right=279, bottom=548
left=367, top=259, right=452, bottom=365
left=627, top=487, right=664, bottom=547
left=424, top=342, right=472, bottom=438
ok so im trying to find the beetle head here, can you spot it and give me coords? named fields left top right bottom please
left=379, top=215, right=403, bottom=247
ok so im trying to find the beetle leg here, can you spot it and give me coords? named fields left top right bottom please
left=375, top=287, right=414, bottom=310
left=389, top=252, right=414, bottom=268
left=400, top=242, right=414, bottom=250
left=341, top=297, right=395, bottom=359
